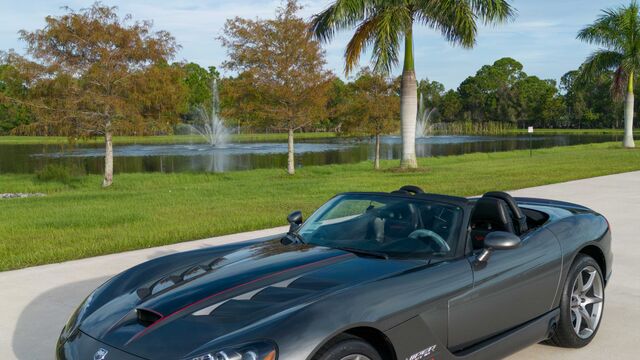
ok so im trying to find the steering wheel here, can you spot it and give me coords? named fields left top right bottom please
left=408, top=229, right=451, bottom=253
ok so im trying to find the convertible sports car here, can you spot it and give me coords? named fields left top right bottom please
left=57, top=186, right=612, bottom=360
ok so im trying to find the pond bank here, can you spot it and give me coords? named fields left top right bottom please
left=0, top=141, right=638, bottom=270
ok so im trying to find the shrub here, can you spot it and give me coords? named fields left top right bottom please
left=35, top=163, right=85, bottom=185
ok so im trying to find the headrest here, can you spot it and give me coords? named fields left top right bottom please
left=483, top=191, right=528, bottom=233
left=471, top=197, right=510, bottom=225
left=393, top=185, right=424, bottom=195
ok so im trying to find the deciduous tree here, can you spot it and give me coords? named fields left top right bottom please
left=220, top=0, right=332, bottom=174
left=341, top=68, right=399, bottom=169
left=0, top=59, right=33, bottom=133
left=179, top=62, right=220, bottom=117
left=11, top=3, right=187, bottom=186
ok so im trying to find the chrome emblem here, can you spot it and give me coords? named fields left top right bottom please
left=94, top=348, right=108, bottom=360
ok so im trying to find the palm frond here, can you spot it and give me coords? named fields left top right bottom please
left=577, top=1, right=640, bottom=52
left=310, top=0, right=371, bottom=42
left=580, top=50, right=624, bottom=81
left=342, top=5, right=409, bottom=75
left=612, top=66, right=627, bottom=100
left=370, top=6, right=410, bottom=74
left=468, top=0, right=516, bottom=24
left=415, top=0, right=477, bottom=48
left=344, top=14, right=380, bottom=74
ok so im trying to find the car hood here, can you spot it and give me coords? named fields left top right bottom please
left=78, top=240, right=418, bottom=359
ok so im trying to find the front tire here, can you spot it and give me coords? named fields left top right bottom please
left=548, top=254, right=605, bottom=348
left=313, top=335, right=382, bottom=360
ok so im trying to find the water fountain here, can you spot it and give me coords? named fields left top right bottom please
left=189, top=78, right=229, bottom=146
left=415, top=93, right=437, bottom=138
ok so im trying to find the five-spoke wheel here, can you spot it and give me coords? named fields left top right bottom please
left=548, top=254, right=605, bottom=347
left=570, top=265, right=604, bottom=339
left=313, top=335, right=381, bottom=360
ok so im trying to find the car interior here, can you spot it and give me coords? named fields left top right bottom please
left=301, top=196, right=462, bottom=257
left=468, top=191, right=549, bottom=250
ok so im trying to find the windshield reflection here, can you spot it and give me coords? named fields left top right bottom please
left=299, top=194, right=463, bottom=259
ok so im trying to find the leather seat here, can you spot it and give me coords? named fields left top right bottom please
left=469, top=197, right=515, bottom=250
left=483, top=191, right=528, bottom=234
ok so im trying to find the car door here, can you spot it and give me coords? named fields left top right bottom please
left=447, top=227, right=562, bottom=351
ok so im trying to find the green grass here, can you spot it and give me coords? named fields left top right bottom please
left=1, top=142, right=639, bottom=271
left=0, top=132, right=336, bottom=145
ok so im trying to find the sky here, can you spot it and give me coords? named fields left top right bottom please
left=0, top=0, right=625, bottom=90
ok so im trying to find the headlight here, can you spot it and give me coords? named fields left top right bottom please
left=189, top=341, right=277, bottom=360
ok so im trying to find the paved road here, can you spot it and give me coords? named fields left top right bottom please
left=1, top=171, right=638, bottom=359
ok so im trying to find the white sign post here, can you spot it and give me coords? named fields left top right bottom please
left=528, top=126, right=533, bottom=157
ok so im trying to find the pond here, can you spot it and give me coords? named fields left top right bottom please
left=0, top=134, right=622, bottom=174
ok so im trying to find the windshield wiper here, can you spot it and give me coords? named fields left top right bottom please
left=334, top=246, right=389, bottom=260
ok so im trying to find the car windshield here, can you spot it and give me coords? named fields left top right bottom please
left=298, top=194, right=463, bottom=259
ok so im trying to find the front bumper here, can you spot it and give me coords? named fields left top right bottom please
left=57, top=330, right=145, bottom=360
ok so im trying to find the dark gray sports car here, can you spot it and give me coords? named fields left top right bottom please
left=57, top=187, right=612, bottom=360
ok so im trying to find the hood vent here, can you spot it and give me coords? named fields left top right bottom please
left=137, top=308, right=162, bottom=327
left=286, top=276, right=342, bottom=291
left=137, top=259, right=226, bottom=301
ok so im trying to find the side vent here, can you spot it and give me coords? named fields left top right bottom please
left=136, top=308, right=162, bottom=327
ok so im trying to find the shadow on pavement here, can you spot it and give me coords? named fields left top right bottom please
left=12, top=276, right=108, bottom=360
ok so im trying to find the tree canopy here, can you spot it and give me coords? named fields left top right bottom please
left=219, top=0, right=332, bottom=174
left=340, top=68, right=399, bottom=168
left=454, top=58, right=564, bottom=127
left=6, top=2, right=188, bottom=185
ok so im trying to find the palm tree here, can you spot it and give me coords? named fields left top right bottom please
left=311, top=0, right=514, bottom=168
left=578, top=1, right=640, bottom=148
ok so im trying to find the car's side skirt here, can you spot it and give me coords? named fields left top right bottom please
left=386, top=308, right=559, bottom=360
left=452, top=308, right=560, bottom=360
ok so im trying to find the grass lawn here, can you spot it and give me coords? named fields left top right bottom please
left=1, top=142, right=639, bottom=271
left=0, top=132, right=336, bottom=145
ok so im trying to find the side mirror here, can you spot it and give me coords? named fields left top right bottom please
left=476, top=231, right=521, bottom=263
left=287, top=210, right=303, bottom=232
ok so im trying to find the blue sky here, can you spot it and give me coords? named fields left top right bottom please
left=0, top=0, right=624, bottom=89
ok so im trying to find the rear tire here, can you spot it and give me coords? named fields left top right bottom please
left=313, top=334, right=382, bottom=360
left=548, top=254, right=605, bottom=348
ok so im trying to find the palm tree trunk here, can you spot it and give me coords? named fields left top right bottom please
left=624, top=72, right=636, bottom=148
left=102, top=128, right=113, bottom=187
left=287, top=128, right=295, bottom=174
left=374, top=134, right=381, bottom=170
left=400, top=26, right=418, bottom=168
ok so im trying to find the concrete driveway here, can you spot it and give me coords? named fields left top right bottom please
left=1, top=171, right=638, bottom=359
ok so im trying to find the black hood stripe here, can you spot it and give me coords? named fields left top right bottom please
left=125, top=253, right=352, bottom=345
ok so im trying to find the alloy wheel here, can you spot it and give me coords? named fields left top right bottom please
left=340, top=355, right=372, bottom=360
left=570, top=265, right=604, bottom=339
